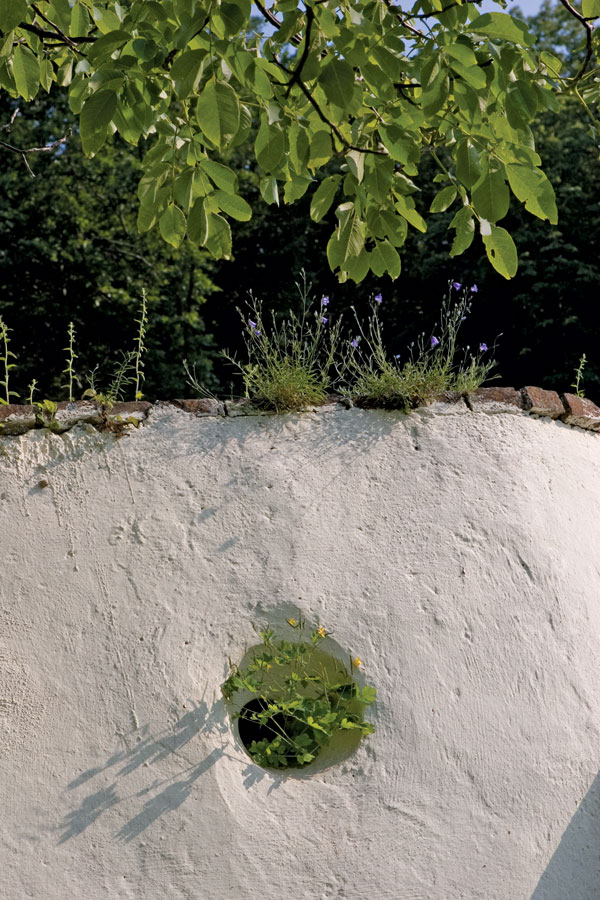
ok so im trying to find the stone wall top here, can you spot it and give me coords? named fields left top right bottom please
left=0, top=386, right=599, bottom=436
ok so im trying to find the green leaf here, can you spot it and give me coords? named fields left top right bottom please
left=454, top=140, right=481, bottom=189
left=449, top=60, right=486, bottom=90
left=212, top=0, right=250, bottom=38
left=430, top=185, right=458, bottom=213
left=283, top=174, right=312, bottom=203
left=310, top=175, right=341, bottom=223
left=255, top=119, right=285, bottom=173
left=259, top=175, right=279, bottom=206
left=395, top=195, right=427, bottom=232
left=196, top=80, right=240, bottom=150
left=70, top=2, right=89, bottom=36
left=469, top=12, right=535, bottom=46
left=0, top=0, right=26, bottom=32
left=229, top=104, right=252, bottom=149
left=289, top=122, right=310, bottom=174
left=318, top=59, right=354, bottom=110
left=187, top=198, right=208, bottom=244
left=308, top=130, right=332, bottom=169
left=12, top=46, right=40, bottom=101
left=204, top=212, right=232, bottom=259
left=471, top=170, right=509, bottom=223
left=212, top=190, right=252, bottom=221
left=449, top=206, right=475, bottom=257
left=159, top=203, right=187, bottom=248
left=445, top=42, right=478, bottom=68
left=80, top=89, right=118, bottom=156
left=482, top=224, right=518, bottom=279
left=582, top=0, right=600, bottom=16
left=171, top=49, right=206, bottom=99
left=369, top=240, right=401, bottom=278
left=198, top=159, right=238, bottom=193
left=505, top=164, right=557, bottom=224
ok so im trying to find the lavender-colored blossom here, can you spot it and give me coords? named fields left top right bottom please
left=321, top=317, right=328, bottom=324
left=394, top=354, right=401, bottom=359
left=351, top=338, right=359, bottom=348
left=254, top=330, right=261, bottom=337
left=479, top=342, right=488, bottom=352
left=321, top=296, right=330, bottom=306
left=248, top=319, right=257, bottom=329
left=374, top=293, right=383, bottom=303
left=452, top=281, right=462, bottom=290
left=471, top=284, right=478, bottom=293
left=430, top=336, right=440, bottom=348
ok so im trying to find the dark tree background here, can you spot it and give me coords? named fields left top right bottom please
left=0, top=0, right=598, bottom=401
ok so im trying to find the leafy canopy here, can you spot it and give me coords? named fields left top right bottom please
left=0, top=0, right=598, bottom=282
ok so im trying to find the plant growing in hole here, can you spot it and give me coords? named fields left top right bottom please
left=0, top=316, right=18, bottom=406
left=342, top=282, right=500, bottom=410
left=222, top=273, right=343, bottom=412
left=222, top=616, right=376, bottom=770
left=572, top=353, right=587, bottom=398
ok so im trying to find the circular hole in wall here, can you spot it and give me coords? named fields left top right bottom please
left=227, top=640, right=372, bottom=775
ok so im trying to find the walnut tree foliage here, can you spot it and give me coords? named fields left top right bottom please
left=0, top=1, right=599, bottom=283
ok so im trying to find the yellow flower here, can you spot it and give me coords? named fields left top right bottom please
left=317, top=626, right=326, bottom=638
left=351, top=656, right=362, bottom=668
left=287, top=617, right=297, bottom=627
left=266, top=663, right=272, bottom=670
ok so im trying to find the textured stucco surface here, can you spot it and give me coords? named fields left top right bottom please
left=1, top=404, right=600, bottom=899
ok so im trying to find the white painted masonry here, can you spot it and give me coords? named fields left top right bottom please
left=2, top=404, right=600, bottom=899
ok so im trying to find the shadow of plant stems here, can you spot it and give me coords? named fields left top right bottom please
left=59, top=701, right=226, bottom=844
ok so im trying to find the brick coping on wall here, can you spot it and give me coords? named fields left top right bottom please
left=0, top=388, right=599, bottom=436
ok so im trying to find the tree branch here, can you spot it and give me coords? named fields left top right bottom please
left=31, top=3, right=80, bottom=52
left=254, top=0, right=301, bottom=45
left=16, top=20, right=95, bottom=46
left=0, top=112, right=71, bottom=178
left=285, top=6, right=314, bottom=95
left=274, top=56, right=387, bottom=156
left=556, top=0, right=596, bottom=84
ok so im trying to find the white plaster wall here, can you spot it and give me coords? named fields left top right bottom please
left=1, top=405, right=600, bottom=900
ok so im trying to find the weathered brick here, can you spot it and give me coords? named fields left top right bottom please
left=54, top=401, right=103, bottom=428
left=560, top=393, right=600, bottom=430
left=0, top=404, right=36, bottom=434
left=466, top=387, right=524, bottom=413
left=103, top=401, right=152, bottom=423
left=169, top=398, right=225, bottom=417
left=521, top=386, right=564, bottom=419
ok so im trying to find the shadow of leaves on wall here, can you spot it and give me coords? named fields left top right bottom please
left=59, top=699, right=227, bottom=845
left=531, top=771, right=600, bottom=900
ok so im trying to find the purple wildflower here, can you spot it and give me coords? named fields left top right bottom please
left=254, top=330, right=261, bottom=337
left=351, top=338, right=359, bottom=348
left=374, top=293, right=383, bottom=303
left=479, top=342, right=488, bottom=352
left=471, top=284, right=478, bottom=293
left=321, top=296, right=330, bottom=306
left=248, top=319, right=257, bottom=329
left=321, top=317, right=328, bottom=324
left=453, top=281, right=462, bottom=290
left=430, top=336, right=440, bottom=348
left=395, top=354, right=401, bottom=359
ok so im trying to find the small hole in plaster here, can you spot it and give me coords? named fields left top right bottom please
left=227, top=639, right=372, bottom=775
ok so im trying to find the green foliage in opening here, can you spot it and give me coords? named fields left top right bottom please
left=222, top=616, right=375, bottom=770
left=1, top=0, right=598, bottom=281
